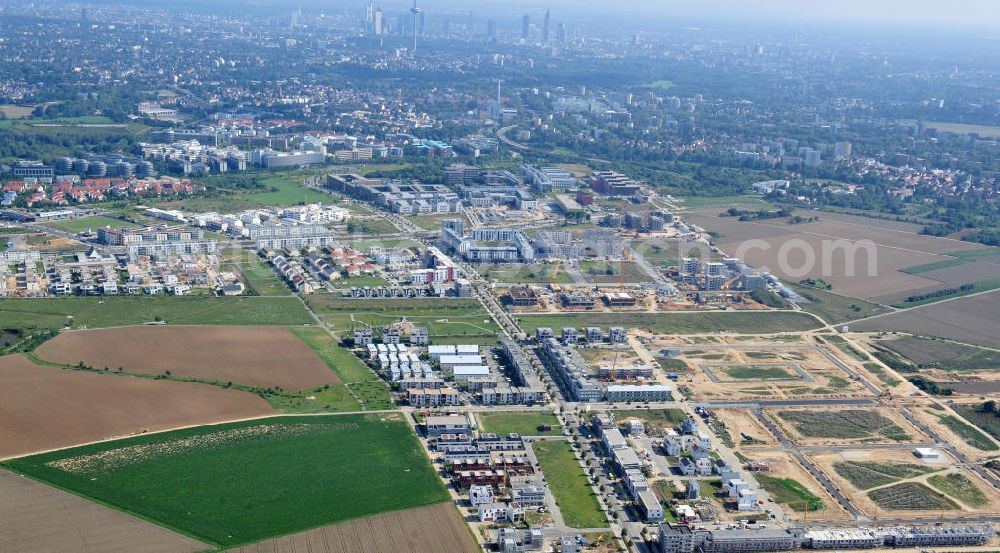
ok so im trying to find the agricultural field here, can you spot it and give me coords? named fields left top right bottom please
left=531, top=439, right=607, bottom=529
left=0, top=296, right=314, bottom=331
left=772, top=408, right=917, bottom=444
left=36, top=326, right=340, bottom=391
left=0, top=354, right=273, bottom=459
left=476, top=411, right=561, bottom=436
left=229, top=502, right=478, bottom=553
left=873, top=335, right=1000, bottom=372
left=853, top=290, right=1000, bottom=348
left=515, top=311, right=822, bottom=336
left=919, top=120, right=1000, bottom=138
left=684, top=208, right=992, bottom=303
left=0, top=468, right=207, bottom=553
left=307, top=295, right=499, bottom=340
left=2, top=414, right=449, bottom=548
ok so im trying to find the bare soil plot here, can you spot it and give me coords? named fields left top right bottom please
left=0, top=355, right=273, bottom=459
left=738, top=451, right=850, bottom=521
left=36, top=326, right=340, bottom=391
left=873, top=261, right=1000, bottom=305
left=712, top=408, right=777, bottom=447
left=769, top=407, right=924, bottom=446
left=0, top=468, right=207, bottom=553
left=854, top=290, right=1000, bottom=348
left=229, top=502, right=478, bottom=553
left=662, top=343, right=869, bottom=401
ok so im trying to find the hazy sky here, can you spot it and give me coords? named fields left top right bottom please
left=385, top=0, right=1000, bottom=30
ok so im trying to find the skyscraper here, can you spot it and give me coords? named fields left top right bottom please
left=365, top=0, right=374, bottom=34
left=487, top=20, right=497, bottom=40
left=521, top=14, right=530, bottom=40
left=374, top=7, right=383, bottom=36
left=556, top=22, right=566, bottom=44
left=410, top=0, right=421, bottom=53
left=543, top=10, right=551, bottom=42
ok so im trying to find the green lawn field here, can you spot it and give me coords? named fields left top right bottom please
left=787, top=283, right=889, bottom=325
left=0, top=296, right=313, bottom=330
left=291, top=327, right=393, bottom=410
left=247, top=176, right=332, bottom=205
left=2, top=415, right=448, bottom=547
left=40, top=215, right=137, bottom=234
left=307, top=296, right=499, bottom=339
left=515, top=311, right=821, bottom=335
left=531, top=440, right=607, bottom=529
left=477, top=412, right=561, bottom=436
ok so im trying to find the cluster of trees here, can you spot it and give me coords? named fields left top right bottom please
left=722, top=207, right=792, bottom=222
left=907, top=375, right=954, bottom=396
left=905, top=284, right=974, bottom=304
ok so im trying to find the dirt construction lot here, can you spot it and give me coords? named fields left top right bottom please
left=739, top=451, right=851, bottom=521
left=36, top=326, right=340, bottom=390
left=229, top=502, right=479, bottom=553
left=657, top=341, right=871, bottom=401
left=809, top=449, right=1000, bottom=519
left=0, top=355, right=274, bottom=458
left=0, top=468, right=207, bottom=553
left=712, top=408, right=777, bottom=447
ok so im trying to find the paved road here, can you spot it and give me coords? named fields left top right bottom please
left=752, top=408, right=867, bottom=521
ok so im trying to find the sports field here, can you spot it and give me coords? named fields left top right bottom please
left=2, top=414, right=449, bottom=548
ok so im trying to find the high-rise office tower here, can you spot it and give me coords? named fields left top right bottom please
left=487, top=20, right=497, bottom=39
left=374, top=7, right=383, bottom=36
left=556, top=22, right=566, bottom=44
left=521, top=14, right=530, bottom=40
left=365, top=0, right=373, bottom=33
left=543, top=10, right=551, bottom=42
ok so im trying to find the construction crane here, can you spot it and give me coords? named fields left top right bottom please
left=620, top=242, right=632, bottom=291
left=720, top=273, right=742, bottom=291
left=550, top=259, right=563, bottom=292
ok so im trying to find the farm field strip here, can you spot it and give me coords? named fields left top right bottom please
left=228, top=502, right=478, bottom=553
left=0, top=354, right=274, bottom=460
left=0, top=468, right=207, bottom=553
left=2, top=414, right=450, bottom=548
left=35, top=326, right=340, bottom=391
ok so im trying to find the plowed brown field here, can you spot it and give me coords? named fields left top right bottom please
left=0, top=468, right=207, bottom=553
left=0, top=355, right=273, bottom=458
left=230, top=502, right=478, bottom=553
left=36, top=326, right=339, bottom=390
